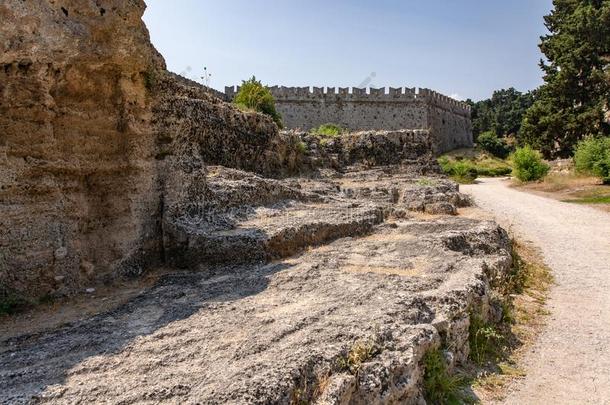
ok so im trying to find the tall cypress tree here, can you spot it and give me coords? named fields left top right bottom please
left=520, top=0, right=610, bottom=158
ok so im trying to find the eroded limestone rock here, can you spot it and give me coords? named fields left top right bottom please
left=0, top=0, right=302, bottom=300
left=1, top=2, right=513, bottom=405
left=1, top=212, right=511, bottom=405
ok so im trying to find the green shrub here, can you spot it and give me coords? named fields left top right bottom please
left=439, top=151, right=512, bottom=180
left=452, top=161, right=478, bottom=183
left=574, top=137, right=610, bottom=184
left=477, top=131, right=511, bottom=159
left=423, top=349, right=465, bottom=404
left=233, top=76, right=283, bottom=128
left=310, top=123, right=344, bottom=137
left=438, top=156, right=478, bottom=184
left=511, top=146, right=550, bottom=182
left=475, top=165, right=512, bottom=177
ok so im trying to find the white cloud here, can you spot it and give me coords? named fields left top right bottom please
left=449, top=93, right=464, bottom=101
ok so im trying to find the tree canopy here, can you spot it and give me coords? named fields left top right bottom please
left=520, top=0, right=610, bottom=158
left=467, top=88, right=536, bottom=140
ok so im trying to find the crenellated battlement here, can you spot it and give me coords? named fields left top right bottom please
left=224, top=85, right=471, bottom=116
left=223, top=84, right=472, bottom=152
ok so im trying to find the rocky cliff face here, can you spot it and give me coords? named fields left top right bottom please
left=0, top=0, right=298, bottom=303
left=0, top=0, right=165, bottom=301
left=298, top=129, right=438, bottom=171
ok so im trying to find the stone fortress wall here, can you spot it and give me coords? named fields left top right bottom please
left=224, top=86, right=473, bottom=154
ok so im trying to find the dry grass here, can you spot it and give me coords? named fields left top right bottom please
left=514, top=172, right=600, bottom=193
left=514, top=172, right=610, bottom=212
left=471, top=239, right=553, bottom=402
left=312, top=371, right=332, bottom=399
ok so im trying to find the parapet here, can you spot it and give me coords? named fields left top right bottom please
left=224, top=85, right=470, bottom=116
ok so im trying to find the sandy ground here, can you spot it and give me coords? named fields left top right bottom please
left=463, top=177, right=610, bottom=405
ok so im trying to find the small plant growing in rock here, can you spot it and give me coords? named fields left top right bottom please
left=337, top=337, right=380, bottom=375
left=310, top=123, right=344, bottom=137
left=423, top=349, right=465, bottom=404
left=295, top=140, right=307, bottom=154
left=141, top=67, right=158, bottom=92
left=574, top=136, right=610, bottom=184
left=468, top=313, right=504, bottom=365
left=233, top=76, right=283, bottom=128
left=511, top=146, right=550, bottom=182
left=310, top=123, right=345, bottom=147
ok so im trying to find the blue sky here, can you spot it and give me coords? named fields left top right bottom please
left=143, top=1, right=553, bottom=101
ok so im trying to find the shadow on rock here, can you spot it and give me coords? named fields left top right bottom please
left=0, top=262, right=293, bottom=404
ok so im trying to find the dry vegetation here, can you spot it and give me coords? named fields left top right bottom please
left=470, top=239, right=553, bottom=402
left=514, top=171, right=610, bottom=213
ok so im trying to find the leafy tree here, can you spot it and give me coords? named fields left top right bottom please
left=520, top=0, right=610, bottom=158
left=477, top=131, right=511, bottom=158
left=467, top=88, right=536, bottom=140
left=233, top=76, right=283, bottom=127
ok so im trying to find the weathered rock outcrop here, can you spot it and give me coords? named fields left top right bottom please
left=0, top=0, right=302, bottom=302
left=298, top=130, right=439, bottom=171
left=153, top=74, right=304, bottom=177
left=1, top=2, right=516, bottom=404
left=1, top=170, right=512, bottom=404
left=0, top=0, right=165, bottom=301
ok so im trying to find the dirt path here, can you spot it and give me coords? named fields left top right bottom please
left=463, top=177, right=610, bottom=404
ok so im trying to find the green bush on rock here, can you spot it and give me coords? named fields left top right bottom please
left=310, top=123, right=344, bottom=137
left=233, top=76, right=283, bottom=128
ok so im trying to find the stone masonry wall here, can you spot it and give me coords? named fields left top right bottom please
left=225, top=86, right=473, bottom=154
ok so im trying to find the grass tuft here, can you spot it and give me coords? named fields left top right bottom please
left=469, top=313, right=505, bottom=366
left=310, top=123, right=344, bottom=138
left=423, top=349, right=467, bottom=404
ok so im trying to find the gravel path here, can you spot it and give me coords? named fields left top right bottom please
left=463, top=177, right=610, bottom=405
